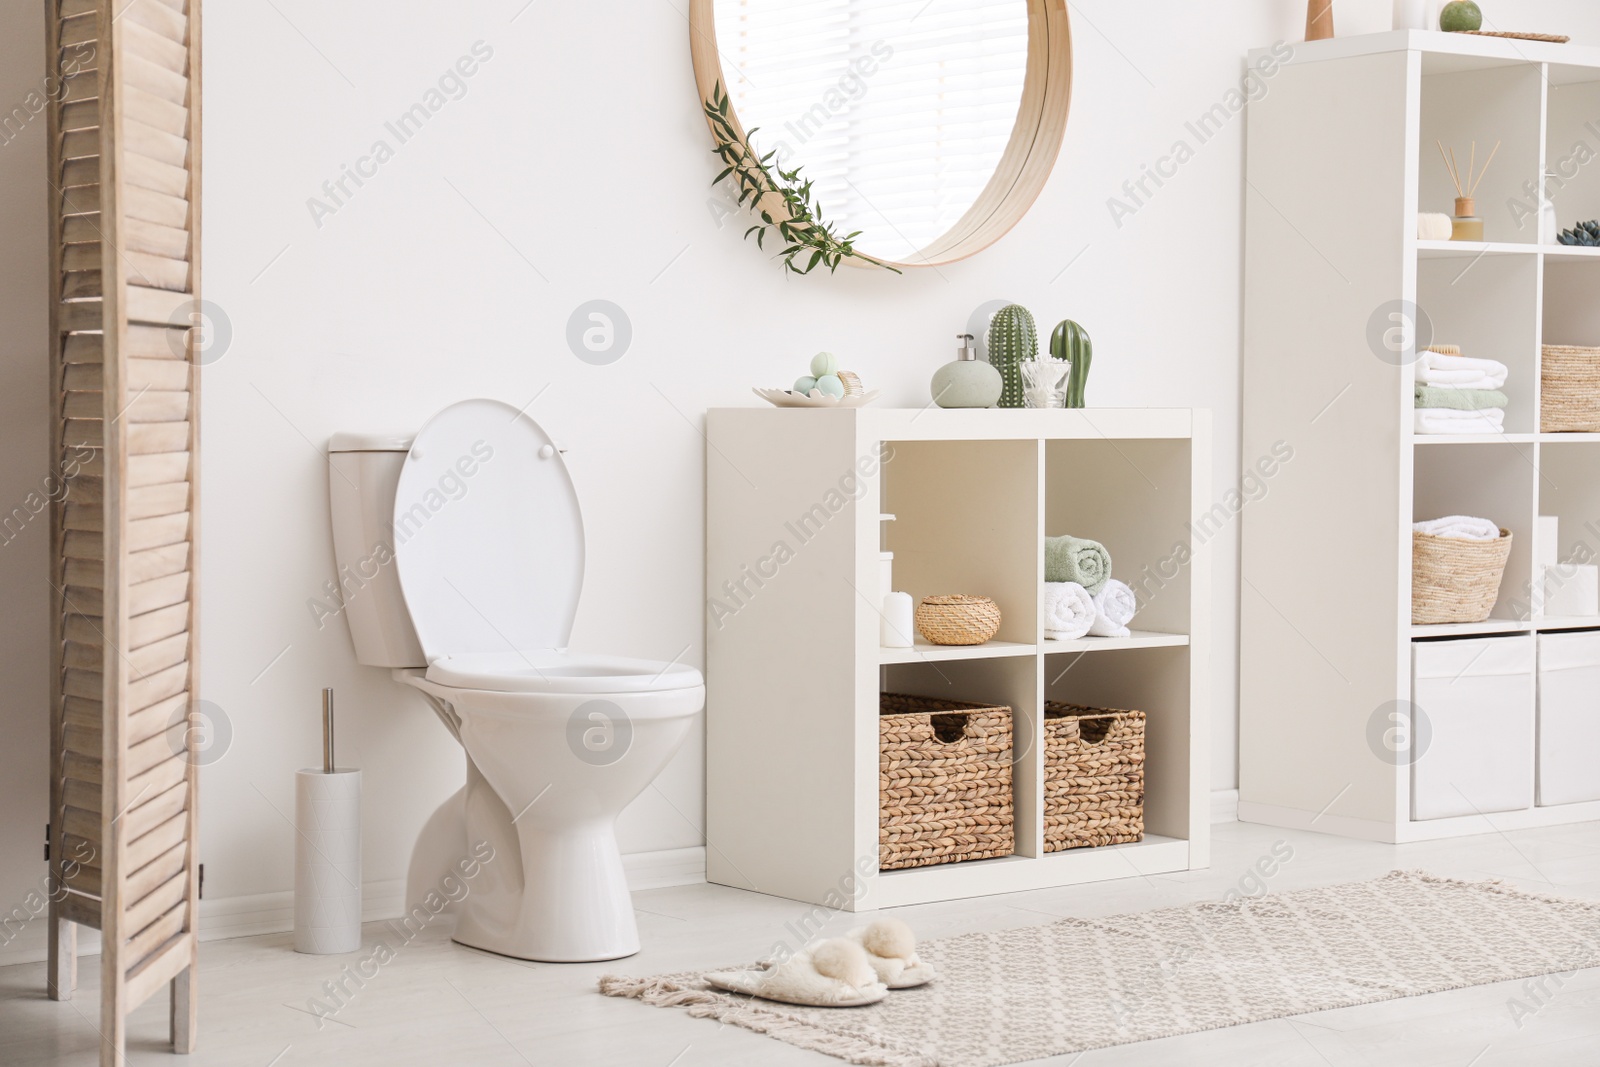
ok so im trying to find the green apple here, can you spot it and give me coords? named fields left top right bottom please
left=1440, top=1, right=1483, bottom=32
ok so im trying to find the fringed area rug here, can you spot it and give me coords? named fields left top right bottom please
left=599, top=871, right=1600, bottom=1067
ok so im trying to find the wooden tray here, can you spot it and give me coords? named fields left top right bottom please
left=1460, top=30, right=1570, bottom=43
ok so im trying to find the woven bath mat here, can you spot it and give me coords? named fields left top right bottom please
left=600, top=871, right=1600, bottom=1067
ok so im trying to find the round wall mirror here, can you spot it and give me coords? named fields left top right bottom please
left=690, top=0, right=1072, bottom=270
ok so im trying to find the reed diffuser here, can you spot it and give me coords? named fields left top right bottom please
left=1437, top=138, right=1501, bottom=242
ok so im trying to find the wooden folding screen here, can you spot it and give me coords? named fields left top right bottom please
left=44, top=0, right=203, bottom=1062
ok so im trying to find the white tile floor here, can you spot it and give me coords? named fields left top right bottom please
left=5, top=819, right=1600, bottom=1066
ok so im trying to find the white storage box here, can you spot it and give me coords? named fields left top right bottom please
left=1411, top=636, right=1535, bottom=821
left=1537, top=632, right=1600, bottom=807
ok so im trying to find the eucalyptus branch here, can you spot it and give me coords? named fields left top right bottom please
left=704, top=82, right=901, bottom=276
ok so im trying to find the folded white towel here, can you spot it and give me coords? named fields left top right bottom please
left=1088, top=579, right=1138, bottom=639
left=1418, top=213, right=1454, bottom=241
left=1415, top=350, right=1509, bottom=390
left=1414, top=515, right=1502, bottom=541
left=1044, top=581, right=1095, bottom=640
left=1414, top=407, right=1505, bottom=435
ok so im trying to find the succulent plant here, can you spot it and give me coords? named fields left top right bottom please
left=1558, top=220, right=1600, bottom=246
left=1051, top=320, right=1094, bottom=408
left=987, top=305, right=1038, bottom=408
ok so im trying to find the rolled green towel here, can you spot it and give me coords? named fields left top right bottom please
left=1045, top=535, right=1111, bottom=595
left=1414, top=385, right=1509, bottom=411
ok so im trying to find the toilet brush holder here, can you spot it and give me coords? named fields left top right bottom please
left=294, top=687, right=362, bottom=954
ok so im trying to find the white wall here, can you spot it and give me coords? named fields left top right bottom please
left=7, top=0, right=1600, bottom=946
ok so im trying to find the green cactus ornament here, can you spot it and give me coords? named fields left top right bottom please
left=987, top=304, right=1039, bottom=408
left=1051, top=319, right=1093, bottom=408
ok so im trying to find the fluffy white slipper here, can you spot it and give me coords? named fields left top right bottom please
left=847, top=918, right=938, bottom=989
left=705, top=938, right=889, bottom=1007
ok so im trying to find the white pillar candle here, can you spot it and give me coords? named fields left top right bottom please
left=294, top=768, right=363, bottom=954
left=881, top=591, right=915, bottom=648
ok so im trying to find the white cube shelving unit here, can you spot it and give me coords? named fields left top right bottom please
left=1242, top=31, right=1600, bottom=843
left=705, top=408, right=1211, bottom=910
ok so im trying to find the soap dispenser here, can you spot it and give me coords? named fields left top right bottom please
left=931, top=333, right=1003, bottom=409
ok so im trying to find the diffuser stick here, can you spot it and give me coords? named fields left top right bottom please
left=1437, top=141, right=1461, bottom=193
left=322, top=687, right=334, bottom=773
left=1471, top=141, right=1502, bottom=196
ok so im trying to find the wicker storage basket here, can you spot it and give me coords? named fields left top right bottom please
left=1542, top=345, right=1600, bottom=432
left=1412, top=529, right=1513, bottom=625
left=1043, top=704, right=1145, bottom=852
left=914, top=595, right=1002, bottom=646
left=879, top=693, right=1013, bottom=870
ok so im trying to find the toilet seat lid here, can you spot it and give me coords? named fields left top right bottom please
left=393, top=399, right=584, bottom=660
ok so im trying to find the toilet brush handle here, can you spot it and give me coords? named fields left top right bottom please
left=322, top=687, right=335, bottom=774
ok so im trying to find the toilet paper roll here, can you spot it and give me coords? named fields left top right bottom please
left=881, top=591, right=915, bottom=648
left=1545, top=565, right=1600, bottom=619
left=294, top=768, right=363, bottom=954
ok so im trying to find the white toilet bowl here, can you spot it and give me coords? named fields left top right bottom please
left=328, top=400, right=704, bottom=963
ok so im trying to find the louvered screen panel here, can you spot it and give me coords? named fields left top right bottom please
left=46, top=0, right=201, bottom=1062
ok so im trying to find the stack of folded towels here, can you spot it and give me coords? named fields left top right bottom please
left=1415, top=345, right=1510, bottom=435
left=1042, top=535, right=1139, bottom=640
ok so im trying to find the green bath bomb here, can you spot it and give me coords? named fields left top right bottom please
left=1440, top=1, right=1483, bottom=31
left=810, top=351, right=839, bottom=377
left=814, top=374, right=845, bottom=398
left=794, top=375, right=818, bottom=395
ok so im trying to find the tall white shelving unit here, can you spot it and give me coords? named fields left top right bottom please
left=706, top=408, right=1210, bottom=910
left=1243, top=31, right=1600, bottom=843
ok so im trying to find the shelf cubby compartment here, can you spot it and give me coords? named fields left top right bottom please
left=1419, top=60, right=1545, bottom=246
left=882, top=655, right=1039, bottom=861
left=1043, top=437, right=1194, bottom=642
left=1413, top=440, right=1535, bottom=624
left=1044, top=644, right=1192, bottom=852
left=883, top=438, right=1039, bottom=647
left=1538, top=443, right=1600, bottom=567
left=1415, top=251, right=1538, bottom=435
left=1544, top=69, right=1600, bottom=240
left=1537, top=443, right=1600, bottom=627
left=1542, top=257, right=1600, bottom=352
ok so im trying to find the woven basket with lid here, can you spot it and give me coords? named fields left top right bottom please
left=914, top=595, right=1001, bottom=645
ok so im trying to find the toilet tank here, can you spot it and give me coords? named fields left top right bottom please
left=327, top=432, right=426, bottom=668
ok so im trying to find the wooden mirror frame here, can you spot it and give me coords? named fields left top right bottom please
left=689, top=0, right=1072, bottom=271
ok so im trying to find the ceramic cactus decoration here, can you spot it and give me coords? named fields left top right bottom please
left=1051, top=319, right=1093, bottom=408
left=987, top=304, right=1039, bottom=408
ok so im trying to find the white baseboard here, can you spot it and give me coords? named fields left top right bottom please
left=622, top=845, right=708, bottom=891
left=0, top=846, right=707, bottom=967
left=1211, top=788, right=1240, bottom=824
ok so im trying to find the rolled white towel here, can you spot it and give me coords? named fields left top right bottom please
left=1415, top=350, right=1509, bottom=390
left=1043, top=581, right=1095, bottom=640
left=1414, top=407, right=1505, bottom=435
left=1418, top=212, right=1454, bottom=241
left=1414, top=515, right=1501, bottom=541
left=1088, top=579, right=1138, bottom=638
